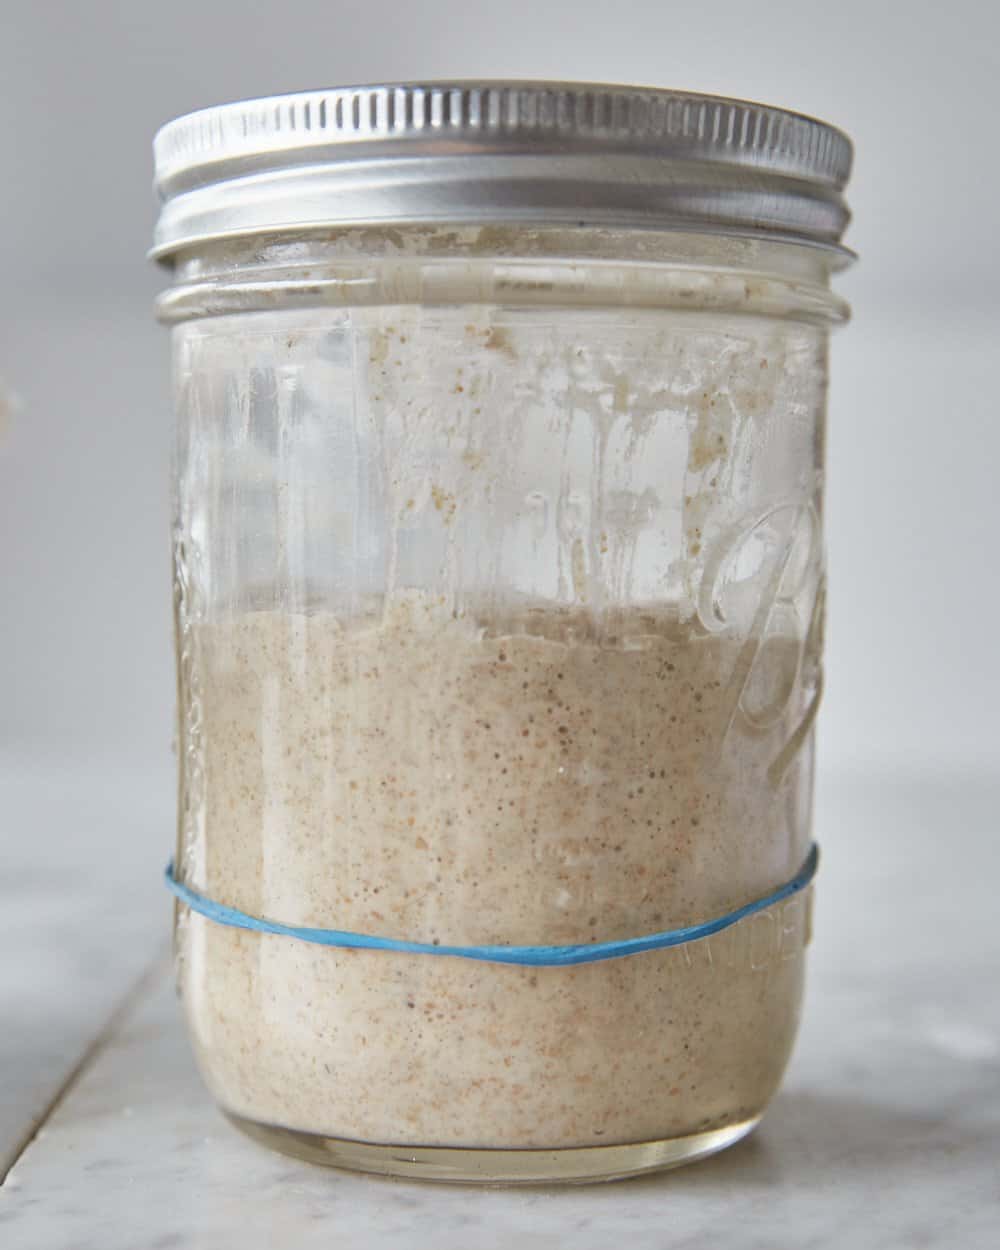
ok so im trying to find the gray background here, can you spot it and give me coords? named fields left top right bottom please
left=2, top=0, right=997, bottom=792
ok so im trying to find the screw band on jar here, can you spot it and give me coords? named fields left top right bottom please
left=165, top=842, right=818, bottom=968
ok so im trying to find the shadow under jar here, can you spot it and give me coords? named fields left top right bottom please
left=152, top=82, right=854, bottom=1184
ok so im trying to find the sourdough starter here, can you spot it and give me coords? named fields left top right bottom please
left=176, top=593, right=811, bottom=1148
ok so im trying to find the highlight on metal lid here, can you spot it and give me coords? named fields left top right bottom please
left=152, top=81, right=854, bottom=261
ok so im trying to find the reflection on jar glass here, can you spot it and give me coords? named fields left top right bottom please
left=154, top=82, right=854, bottom=1184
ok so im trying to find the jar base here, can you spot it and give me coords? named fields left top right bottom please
left=224, top=1110, right=762, bottom=1185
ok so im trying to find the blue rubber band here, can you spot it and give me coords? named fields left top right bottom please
left=165, top=843, right=818, bottom=968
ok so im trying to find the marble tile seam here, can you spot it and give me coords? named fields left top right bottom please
left=0, top=949, right=170, bottom=1185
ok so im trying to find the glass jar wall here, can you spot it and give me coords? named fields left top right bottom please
left=154, top=84, right=853, bottom=1183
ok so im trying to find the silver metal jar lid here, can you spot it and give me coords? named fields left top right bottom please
left=151, top=81, right=853, bottom=262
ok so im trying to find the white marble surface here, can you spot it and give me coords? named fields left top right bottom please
left=0, top=757, right=169, bottom=1175
left=2, top=772, right=999, bottom=1247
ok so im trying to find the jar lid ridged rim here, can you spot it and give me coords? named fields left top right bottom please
left=151, top=81, right=854, bottom=262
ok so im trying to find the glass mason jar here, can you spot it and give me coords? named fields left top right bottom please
left=153, top=83, right=853, bottom=1184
